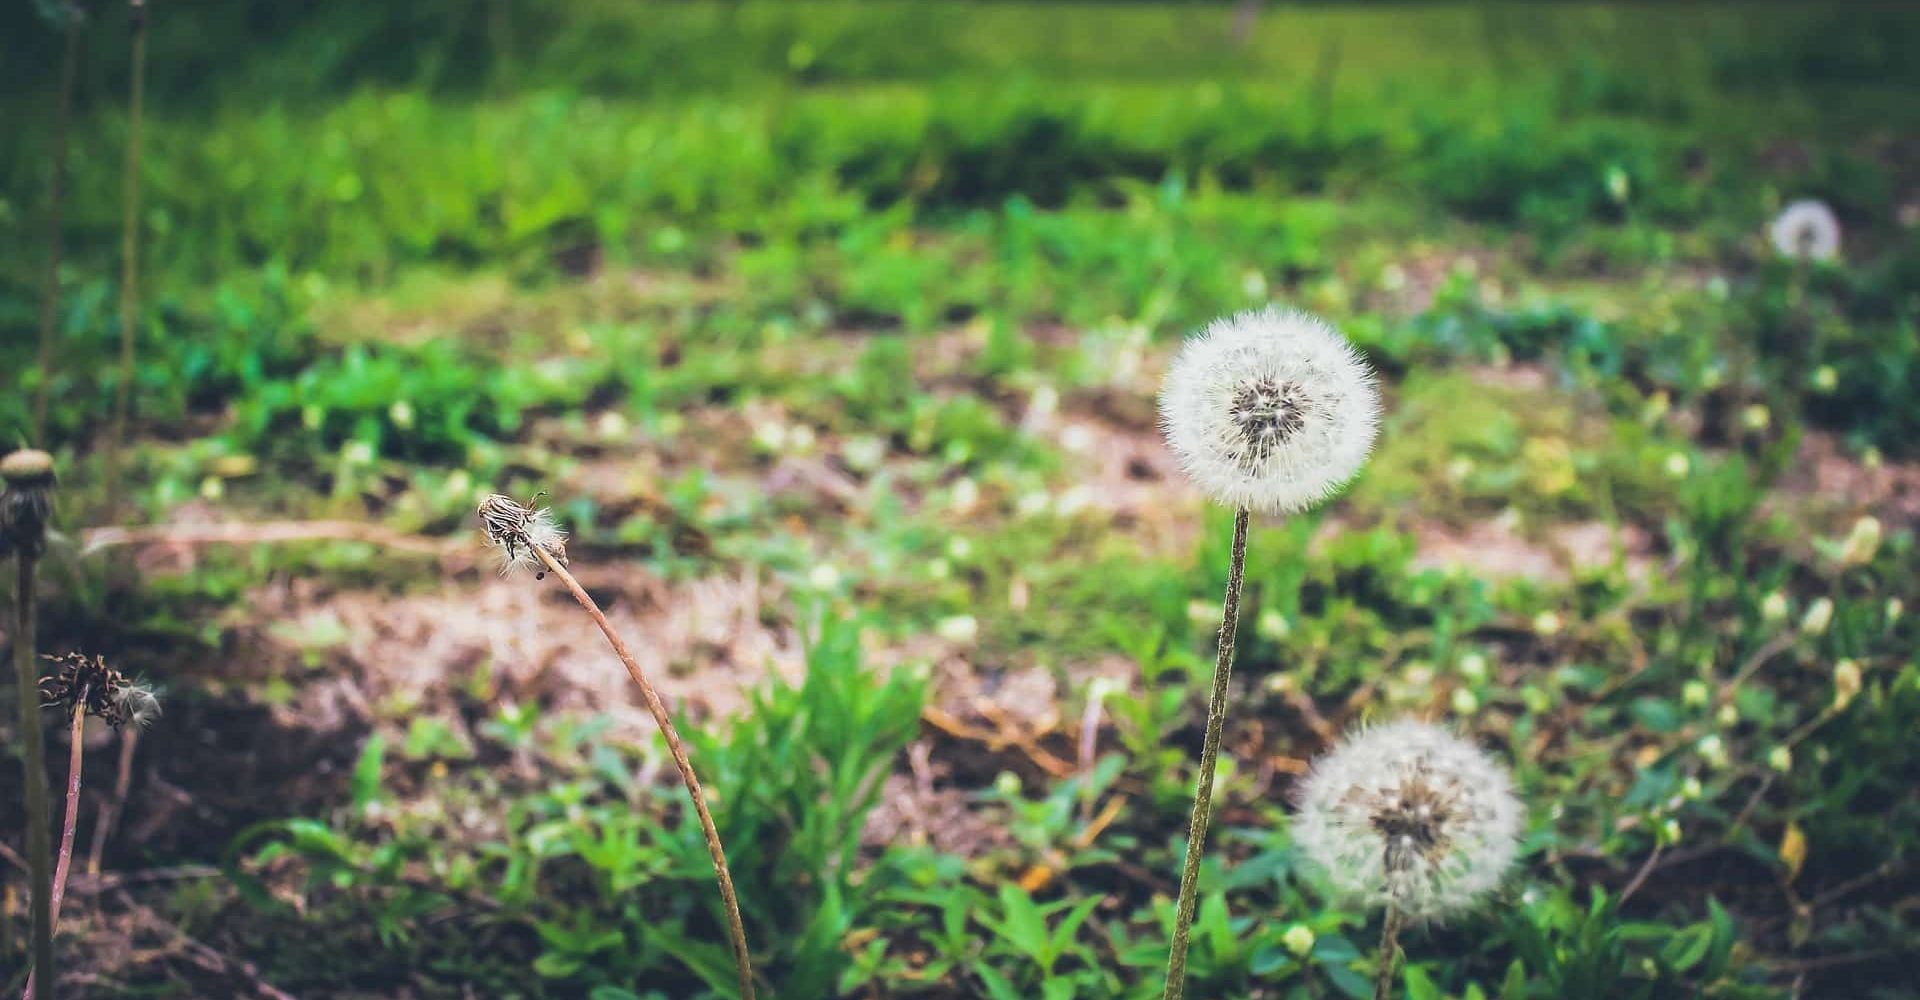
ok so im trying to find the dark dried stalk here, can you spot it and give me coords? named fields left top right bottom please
left=1161, top=506, right=1250, bottom=1000
left=529, top=546, right=756, bottom=1000
left=32, top=9, right=83, bottom=442
left=86, top=727, right=140, bottom=877
left=12, top=556, right=54, bottom=998
left=22, top=699, right=86, bottom=1000
left=1373, top=904, right=1405, bottom=1000
left=107, top=0, right=148, bottom=510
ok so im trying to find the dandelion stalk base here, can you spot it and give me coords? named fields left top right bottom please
left=13, top=555, right=54, bottom=999
left=1373, top=905, right=1404, bottom=1000
left=532, top=547, right=756, bottom=1000
left=24, top=700, right=85, bottom=1000
left=1162, top=506, right=1250, bottom=1000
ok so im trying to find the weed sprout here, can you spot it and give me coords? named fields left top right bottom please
left=1155, top=309, right=1379, bottom=1000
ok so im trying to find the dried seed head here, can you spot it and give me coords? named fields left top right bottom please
left=1294, top=719, right=1521, bottom=920
left=1160, top=308, right=1379, bottom=514
left=0, top=448, right=57, bottom=558
left=39, top=652, right=160, bottom=729
left=1770, top=200, right=1841, bottom=263
left=476, top=493, right=569, bottom=579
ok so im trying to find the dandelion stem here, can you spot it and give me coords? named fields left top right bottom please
left=32, top=10, right=82, bottom=442
left=23, top=699, right=86, bottom=1000
left=1162, top=506, right=1250, bottom=1000
left=107, top=0, right=148, bottom=512
left=1373, top=904, right=1404, bottom=1000
left=530, top=546, right=756, bottom=1000
left=12, top=554, right=54, bottom=999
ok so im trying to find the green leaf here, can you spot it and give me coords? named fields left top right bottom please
left=351, top=733, right=386, bottom=812
left=1405, top=965, right=1443, bottom=1000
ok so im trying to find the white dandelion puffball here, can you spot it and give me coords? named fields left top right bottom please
left=1769, top=199, right=1841, bottom=262
left=1294, top=719, right=1522, bottom=920
left=1159, top=308, right=1379, bottom=514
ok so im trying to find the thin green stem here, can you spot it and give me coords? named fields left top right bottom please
left=107, top=0, right=147, bottom=512
left=1162, top=506, right=1250, bottom=1000
left=14, top=555, right=53, bottom=998
left=1373, top=905, right=1405, bottom=1000
left=32, top=12, right=82, bottom=443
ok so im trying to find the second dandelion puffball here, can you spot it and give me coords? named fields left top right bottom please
left=1769, top=199, right=1841, bottom=263
left=1159, top=308, right=1379, bottom=514
left=1294, top=719, right=1521, bottom=920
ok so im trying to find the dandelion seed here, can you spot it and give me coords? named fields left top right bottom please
left=1159, top=307, right=1379, bottom=514
left=1770, top=199, right=1841, bottom=262
left=476, top=493, right=569, bottom=580
left=1293, top=720, right=1522, bottom=921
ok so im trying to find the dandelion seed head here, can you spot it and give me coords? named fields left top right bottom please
left=476, top=493, right=568, bottom=579
left=1293, top=719, right=1521, bottom=920
left=1770, top=200, right=1841, bottom=263
left=0, top=448, right=57, bottom=558
left=38, top=652, right=160, bottom=729
left=1160, top=308, right=1379, bottom=513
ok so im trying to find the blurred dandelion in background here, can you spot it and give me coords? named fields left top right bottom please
left=1770, top=199, right=1841, bottom=262
left=1295, top=719, right=1521, bottom=998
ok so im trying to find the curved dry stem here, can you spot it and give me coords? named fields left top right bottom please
left=1161, top=506, right=1251, bottom=1000
left=87, top=726, right=140, bottom=877
left=531, top=546, right=757, bottom=1000
left=24, top=701, right=86, bottom=1000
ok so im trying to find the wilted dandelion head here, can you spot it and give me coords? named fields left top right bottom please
left=1159, top=308, right=1379, bottom=513
left=1770, top=200, right=1841, bottom=262
left=1293, top=719, right=1521, bottom=920
left=476, top=493, right=568, bottom=579
left=39, top=652, right=161, bottom=729
left=0, top=448, right=57, bottom=558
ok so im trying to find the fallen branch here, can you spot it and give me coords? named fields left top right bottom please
left=81, top=521, right=458, bottom=557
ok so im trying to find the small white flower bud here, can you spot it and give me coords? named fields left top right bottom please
left=1800, top=597, right=1834, bottom=637
left=1761, top=591, right=1789, bottom=623
left=936, top=615, right=978, bottom=645
left=1282, top=924, right=1316, bottom=957
left=1257, top=608, right=1291, bottom=641
left=1833, top=659, right=1863, bottom=711
left=1839, top=516, right=1882, bottom=566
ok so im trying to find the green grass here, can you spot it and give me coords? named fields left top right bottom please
left=1, top=1, right=1917, bottom=998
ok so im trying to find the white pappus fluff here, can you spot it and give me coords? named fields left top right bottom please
left=115, top=681, right=163, bottom=729
left=1159, top=308, right=1379, bottom=514
left=1769, top=199, right=1841, bottom=262
left=1293, top=719, right=1522, bottom=920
